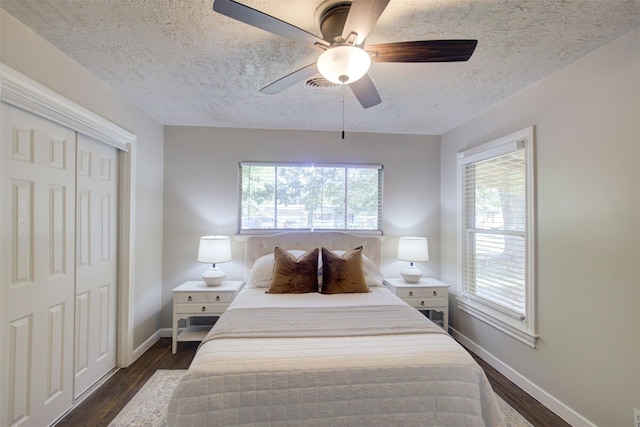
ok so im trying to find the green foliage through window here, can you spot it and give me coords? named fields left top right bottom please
left=240, top=163, right=382, bottom=232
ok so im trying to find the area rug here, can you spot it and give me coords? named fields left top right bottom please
left=108, top=370, right=532, bottom=427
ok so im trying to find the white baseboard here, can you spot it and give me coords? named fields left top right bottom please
left=132, top=330, right=161, bottom=362
left=124, top=328, right=176, bottom=366
left=159, top=327, right=174, bottom=338
left=450, top=327, right=595, bottom=427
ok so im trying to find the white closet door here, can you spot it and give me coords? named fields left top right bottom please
left=0, top=103, right=76, bottom=427
left=74, top=134, right=118, bottom=398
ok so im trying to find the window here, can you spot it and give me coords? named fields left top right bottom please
left=457, top=127, right=537, bottom=347
left=239, top=162, right=382, bottom=233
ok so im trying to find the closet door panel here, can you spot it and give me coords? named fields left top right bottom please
left=74, top=134, right=118, bottom=399
left=1, top=103, right=76, bottom=427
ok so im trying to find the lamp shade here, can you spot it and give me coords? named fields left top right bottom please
left=197, top=236, right=231, bottom=264
left=397, top=237, right=429, bottom=262
left=316, top=45, right=371, bottom=85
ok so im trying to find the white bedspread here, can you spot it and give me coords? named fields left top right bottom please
left=167, top=288, right=504, bottom=427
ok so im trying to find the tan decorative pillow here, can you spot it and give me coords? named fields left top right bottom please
left=320, top=246, right=369, bottom=294
left=267, top=247, right=319, bottom=293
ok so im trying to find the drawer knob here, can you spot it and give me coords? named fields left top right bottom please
left=409, top=291, right=414, bottom=297
left=421, top=301, right=425, bottom=306
left=187, top=296, right=192, bottom=301
left=201, top=306, right=206, bottom=312
left=433, top=291, right=438, bottom=296
left=215, top=296, right=220, bottom=301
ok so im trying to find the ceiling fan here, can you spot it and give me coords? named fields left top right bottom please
left=212, top=0, right=477, bottom=109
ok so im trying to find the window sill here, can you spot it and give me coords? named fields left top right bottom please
left=456, top=297, right=538, bottom=348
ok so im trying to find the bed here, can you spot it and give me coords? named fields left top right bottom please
left=167, top=232, right=504, bottom=426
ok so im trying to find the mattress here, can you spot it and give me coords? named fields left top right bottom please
left=167, top=288, right=504, bottom=426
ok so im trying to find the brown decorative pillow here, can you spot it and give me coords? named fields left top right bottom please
left=320, top=246, right=369, bottom=294
left=267, top=247, right=319, bottom=293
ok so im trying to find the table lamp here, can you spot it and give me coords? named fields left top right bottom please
left=197, top=235, right=231, bottom=286
left=397, top=236, right=429, bottom=283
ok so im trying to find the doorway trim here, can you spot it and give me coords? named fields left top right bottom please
left=1, top=63, right=137, bottom=367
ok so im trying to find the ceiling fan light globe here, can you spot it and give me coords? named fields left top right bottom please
left=317, top=46, right=371, bottom=85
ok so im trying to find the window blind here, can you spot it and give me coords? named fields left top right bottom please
left=461, top=148, right=527, bottom=319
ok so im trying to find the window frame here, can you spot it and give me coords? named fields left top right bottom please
left=238, top=162, right=383, bottom=235
left=456, top=127, right=538, bottom=347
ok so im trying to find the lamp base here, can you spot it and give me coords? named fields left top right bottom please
left=202, top=267, right=226, bottom=286
left=400, top=265, right=423, bottom=283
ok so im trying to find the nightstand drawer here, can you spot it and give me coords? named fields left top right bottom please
left=403, top=297, right=447, bottom=309
left=176, top=302, right=229, bottom=314
left=175, top=292, right=234, bottom=304
left=175, top=293, right=205, bottom=303
left=398, top=287, right=447, bottom=299
left=205, top=292, right=235, bottom=303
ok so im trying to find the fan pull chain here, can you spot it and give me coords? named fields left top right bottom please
left=341, top=86, right=345, bottom=140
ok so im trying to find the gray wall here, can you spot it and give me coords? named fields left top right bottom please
left=441, top=29, right=640, bottom=426
left=162, top=126, right=441, bottom=326
left=1, top=11, right=166, bottom=351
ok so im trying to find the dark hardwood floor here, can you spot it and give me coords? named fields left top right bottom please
left=55, top=339, right=199, bottom=427
left=56, top=338, right=570, bottom=427
left=469, top=352, right=570, bottom=427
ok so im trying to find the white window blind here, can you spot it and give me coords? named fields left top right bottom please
left=239, top=162, right=383, bottom=233
left=457, top=127, right=537, bottom=347
left=462, top=149, right=526, bottom=319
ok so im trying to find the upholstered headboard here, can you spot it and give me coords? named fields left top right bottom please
left=243, top=232, right=384, bottom=281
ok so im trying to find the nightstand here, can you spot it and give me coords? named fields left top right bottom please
left=383, top=277, right=450, bottom=331
left=172, top=280, right=243, bottom=353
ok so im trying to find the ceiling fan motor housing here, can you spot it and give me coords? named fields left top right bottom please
left=319, top=1, right=353, bottom=43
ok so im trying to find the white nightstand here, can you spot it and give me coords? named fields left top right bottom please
left=172, top=280, right=243, bottom=353
left=384, top=277, right=450, bottom=331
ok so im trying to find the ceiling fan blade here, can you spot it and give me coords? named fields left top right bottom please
left=213, top=0, right=329, bottom=49
left=349, top=74, right=381, bottom=109
left=341, top=0, right=390, bottom=45
left=259, top=63, right=319, bottom=94
left=368, top=40, right=478, bottom=62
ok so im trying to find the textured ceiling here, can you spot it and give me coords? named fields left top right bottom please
left=2, top=0, right=639, bottom=135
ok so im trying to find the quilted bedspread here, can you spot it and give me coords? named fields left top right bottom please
left=166, top=288, right=504, bottom=427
